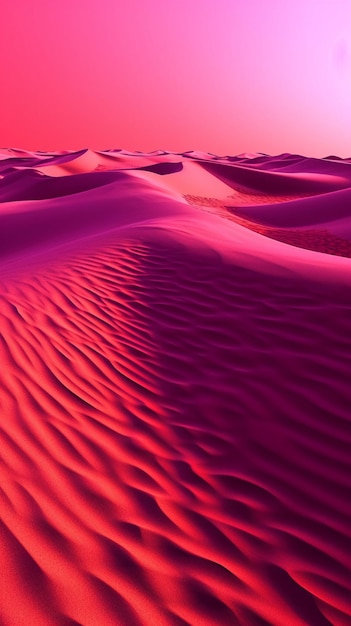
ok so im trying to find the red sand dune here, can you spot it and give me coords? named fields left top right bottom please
left=0, top=149, right=351, bottom=626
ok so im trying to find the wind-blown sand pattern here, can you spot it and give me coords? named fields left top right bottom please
left=1, top=148, right=351, bottom=625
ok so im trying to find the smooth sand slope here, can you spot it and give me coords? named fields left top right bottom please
left=0, top=149, right=351, bottom=626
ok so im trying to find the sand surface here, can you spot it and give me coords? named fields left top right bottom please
left=1, top=149, right=351, bottom=625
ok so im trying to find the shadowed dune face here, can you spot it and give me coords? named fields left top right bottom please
left=1, top=149, right=351, bottom=626
left=0, top=169, right=123, bottom=203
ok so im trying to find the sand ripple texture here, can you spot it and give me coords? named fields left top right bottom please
left=0, top=148, right=351, bottom=625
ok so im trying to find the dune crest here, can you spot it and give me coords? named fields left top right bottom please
left=0, top=149, right=351, bottom=625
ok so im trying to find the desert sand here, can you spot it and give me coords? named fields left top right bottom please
left=0, top=148, right=351, bottom=625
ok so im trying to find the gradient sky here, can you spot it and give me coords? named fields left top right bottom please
left=1, top=0, right=351, bottom=156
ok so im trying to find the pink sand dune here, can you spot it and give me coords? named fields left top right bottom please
left=199, top=159, right=351, bottom=195
left=227, top=186, right=351, bottom=240
left=0, top=149, right=351, bottom=626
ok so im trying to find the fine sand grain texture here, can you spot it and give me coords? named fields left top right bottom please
left=1, top=149, right=351, bottom=625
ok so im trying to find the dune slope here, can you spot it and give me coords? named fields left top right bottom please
left=0, top=149, right=351, bottom=626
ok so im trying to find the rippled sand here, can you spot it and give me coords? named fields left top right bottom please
left=1, top=148, right=351, bottom=625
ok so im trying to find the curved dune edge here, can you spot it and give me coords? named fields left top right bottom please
left=0, top=150, right=351, bottom=626
left=184, top=195, right=351, bottom=259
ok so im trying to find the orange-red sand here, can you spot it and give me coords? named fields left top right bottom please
left=0, top=149, right=351, bottom=625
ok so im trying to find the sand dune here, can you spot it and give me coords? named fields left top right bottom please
left=199, top=159, right=351, bottom=195
left=0, top=150, right=351, bottom=625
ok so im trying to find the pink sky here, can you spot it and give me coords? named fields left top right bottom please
left=0, top=0, right=351, bottom=156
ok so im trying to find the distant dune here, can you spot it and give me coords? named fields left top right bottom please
left=0, top=149, right=351, bottom=625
